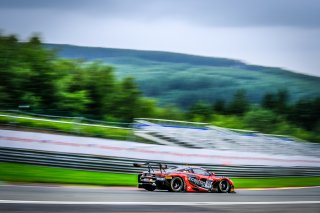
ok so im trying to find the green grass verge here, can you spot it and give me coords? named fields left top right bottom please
left=232, top=177, right=320, bottom=188
left=1, top=162, right=319, bottom=188
left=0, top=162, right=137, bottom=186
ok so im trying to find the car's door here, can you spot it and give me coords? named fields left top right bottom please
left=192, top=168, right=213, bottom=189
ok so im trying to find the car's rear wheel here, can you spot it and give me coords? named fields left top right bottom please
left=170, top=177, right=185, bottom=192
left=143, top=185, right=156, bottom=191
left=218, top=180, right=230, bottom=193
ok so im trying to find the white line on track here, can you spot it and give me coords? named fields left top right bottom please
left=0, top=200, right=319, bottom=205
left=1, top=184, right=319, bottom=190
left=238, top=185, right=320, bottom=190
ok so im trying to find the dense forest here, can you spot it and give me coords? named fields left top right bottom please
left=0, top=34, right=159, bottom=122
left=1, top=33, right=319, bottom=142
left=45, top=43, right=320, bottom=108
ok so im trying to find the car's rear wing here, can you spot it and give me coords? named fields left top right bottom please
left=133, top=162, right=167, bottom=173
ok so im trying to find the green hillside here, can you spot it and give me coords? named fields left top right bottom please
left=45, top=44, right=320, bottom=108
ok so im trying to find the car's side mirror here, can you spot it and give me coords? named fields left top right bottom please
left=210, top=172, right=215, bottom=176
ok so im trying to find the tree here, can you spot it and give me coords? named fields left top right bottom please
left=227, top=90, right=249, bottom=115
left=22, top=35, right=59, bottom=110
left=188, top=101, right=212, bottom=122
left=261, top=89, right=289, bottom=115
left=83, top=62, right=116, bottom=118
left=154, top=104, right=185, bottom=120
left=112, top=77, right=141, bottom=122
left=135, top=98, right=157, bottom=118
left=288, top=97, right=320, bottom=131
left=0, top=34, right=23, bottom=107
left=0, top=34, right=58, bottom=110
left=213, top=98, right=226, bottom=114
left=58, top=91, right=91, bottom=115
left=243, top=109, right=278, bottom=133
left=275, top=89, right=289, bottom=114
left=262, top=92, right=277, bottom=110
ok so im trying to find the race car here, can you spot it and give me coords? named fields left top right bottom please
left=133, top=162, right=234, bottom=193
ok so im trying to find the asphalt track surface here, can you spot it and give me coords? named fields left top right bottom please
left=0, top=184, right=319, bottom=213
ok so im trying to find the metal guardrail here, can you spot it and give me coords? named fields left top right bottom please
left=0, top=147, right=319, bottom=177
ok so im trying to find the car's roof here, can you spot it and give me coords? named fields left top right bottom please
left=167, top=166, right=207, bottom=171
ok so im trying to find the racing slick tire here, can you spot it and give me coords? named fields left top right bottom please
left=143, top=185, right=156, bottom=191
left=218, top=180, right=230, bottom=193
left=170, top=177, right=185, bottom=192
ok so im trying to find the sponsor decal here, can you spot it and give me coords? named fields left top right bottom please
left=188, top=175, right=212, bottom=189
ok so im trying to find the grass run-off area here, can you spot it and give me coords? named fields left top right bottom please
left=0, top=113, right=145, bottom=142
left=0, top=162, right=319, bottom=188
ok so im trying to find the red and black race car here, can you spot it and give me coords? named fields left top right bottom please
left=134, top=162, right=235, bottom=193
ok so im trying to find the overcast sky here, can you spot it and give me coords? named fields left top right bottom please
left=1, top=0, right=320, bottom=76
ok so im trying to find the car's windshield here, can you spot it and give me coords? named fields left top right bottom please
left=192, top=168, right=210, bottom=176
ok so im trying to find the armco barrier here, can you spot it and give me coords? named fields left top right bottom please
left=0, top=147, right=319, bottom=177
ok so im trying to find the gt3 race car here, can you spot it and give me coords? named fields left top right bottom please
left=134, top=162, right=234, bottom=193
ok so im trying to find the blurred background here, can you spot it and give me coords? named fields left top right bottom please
left=0, top=0, right=320, bottom=188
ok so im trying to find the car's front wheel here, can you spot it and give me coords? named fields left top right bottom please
left=170, top=177, right=185, bottom=192
left=218, top=180, right=230, bottom=193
